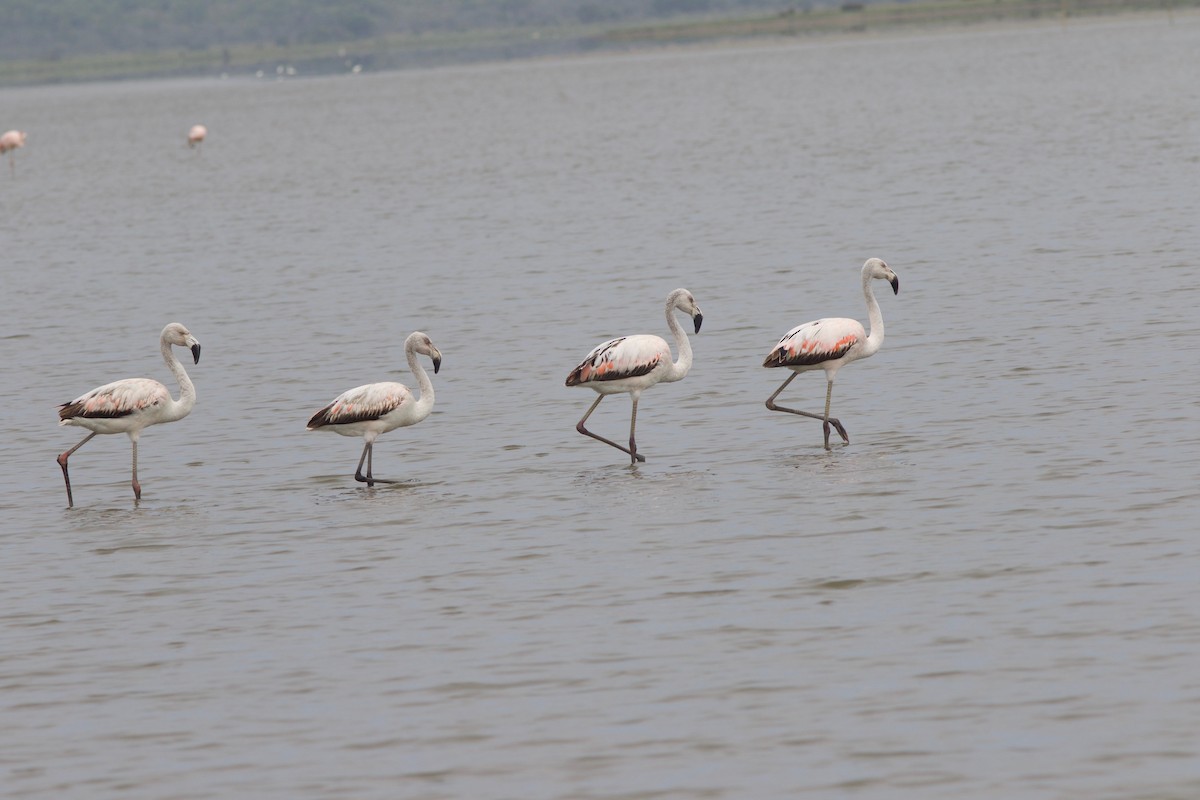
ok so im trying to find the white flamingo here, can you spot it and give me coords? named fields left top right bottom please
left=763, top=258, right=899, bottom=450
left=566, top=288, right=703, bottom=464
left=56, top=323, right=202, bottom=506
left=187, top=124, right=207, bottom=150
left=307, top=331, right=442, bottom=486
left=1, top=129, right=27, bottom=176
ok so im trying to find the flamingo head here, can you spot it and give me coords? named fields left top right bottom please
left=669, top=288, right=703, bottom=333
left=163, top=322, right=201, bottom=363
left=408, top=331, right=442, bottom=374
left=864, top=258, right=899, bottom=295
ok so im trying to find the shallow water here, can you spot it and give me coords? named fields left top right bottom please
left=2, top=14, right=1200, bottom=798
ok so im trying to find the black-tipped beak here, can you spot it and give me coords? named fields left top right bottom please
left=693, top=313, right=703, bottom=334
left=432, top=355, right=442, bottom=375
left=890, top=276, right=899, bottom=295
left=191, top=343, right=202, bottom=364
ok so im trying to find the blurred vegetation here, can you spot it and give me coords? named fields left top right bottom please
left=1, top=0, right=1193, bottom=85
left=0, top=0, right=790, bottom=61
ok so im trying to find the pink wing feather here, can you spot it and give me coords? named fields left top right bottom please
left=59, top=378, right=170, bottom=421
left=763, top=318, right=864, bottom=368
left=307, top=382, right=411, bottom=428
left=566, top=335, right=669, bottom=386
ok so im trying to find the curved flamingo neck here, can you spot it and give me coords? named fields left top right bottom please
left=861, top=267, right=885, bottom=359
left=161, top=335, right=196, bottom=422
left=407, top=343, right=436, bottom=420
left=663, top=298, right=693, bottom=383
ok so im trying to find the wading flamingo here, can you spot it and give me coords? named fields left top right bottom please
left=1, top=130, right=27, bottom=176
left=566, top=288, right=703, bottom=464
left=307, top=331, right=442, bottom=487
left=187, top=124, right=207, bottom=150
left=763, top=258, right=899, bottom=450
left=56, top=323, right=202, bottom=507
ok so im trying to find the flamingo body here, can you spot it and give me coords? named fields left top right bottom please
left=764, top=258, right=898, bottom=449
left=60, top=378, right=176, bottom=433
left=56, top=323, right=201, bottom=506
left=763, top=317, right=867, bottom=376
left=566, top=288, right=702, bottom=464
left=187, top=124, right=207, bottom=149
left=1, top=129, right=27, bottom=175
left=566, top=334, right=671, bottom=393
left=307, top=382, right=420, bottom=437
left=308, top=331, right=441, bottom=486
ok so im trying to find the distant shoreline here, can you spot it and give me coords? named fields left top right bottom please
left=1, top=0, right=1195, bottom=88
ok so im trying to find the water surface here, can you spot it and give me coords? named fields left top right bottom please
left=2, top=14, right=1199, bottom=798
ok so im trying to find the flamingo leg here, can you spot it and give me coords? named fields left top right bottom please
left=765, top=373, right=849, bottom=446
left=369, top=443, right=398, bottom=485
left=576, top=394, right=646, bottom=463
left=628, top=394, right=640, bottom=465
left=821, top=380, right=835, bottom=451
left=353, top=441, right=396, bottom=487
left=130, top=436, right=142, bottom=501
left=57, top=431, right=97, bottom=508
left=354, top=441, right=375, bottom=487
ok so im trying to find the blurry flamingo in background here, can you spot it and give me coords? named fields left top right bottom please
left=187, top=124, right=207, bottom=151
left=763, top=258, right=899, bottom=450
left=56, top=323, right=202, bottom=507
left=1, top=129, right=27, bottom=176
left=566, top=288, right=703, bottom=464
left=307, top=331, right=442, bottom=487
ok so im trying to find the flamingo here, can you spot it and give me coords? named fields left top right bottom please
left=187, top=124, right=207, bottom=150
left=763, top=258, right=899, bottom=450
left=56, top=323, right=202, bottom=507
left=1, top=129, right=27, bottom=176
left=566, top=288, right=703, bottom=464
left=307, top=331, right=442, bottom=487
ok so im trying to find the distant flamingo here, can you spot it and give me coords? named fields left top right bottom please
left=566, top=288, right=703, bottom=464
left=1, top=129, right=27, bottom=176
left=56, top=323, right=202, bottom=507
left=307, top=331, right=442, bottom=486
left=763, top=258, right=899, bottom=450
left=187, top=124, right=207, bottom=150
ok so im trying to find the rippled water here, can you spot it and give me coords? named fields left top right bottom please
left=3, top=13, right=1200, bottom=798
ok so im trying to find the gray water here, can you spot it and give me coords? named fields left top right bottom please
left=3, top=14, right=1200, bottom=799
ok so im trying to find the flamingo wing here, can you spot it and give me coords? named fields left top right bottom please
left=307, top=382, right=411, bottom=429
left=566, top=335, right=668, bottom=386
left=763, top=318, right=864, bottom=368
left=59, top=378, right=170, bottom=421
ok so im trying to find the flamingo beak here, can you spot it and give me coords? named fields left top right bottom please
left=432, top=353, right=442, bottom=374
left=693, top=312, right=704, bottom=334
left=889, top=276, right=899, bottom=295
left=191, top=343, right=202, bottom=363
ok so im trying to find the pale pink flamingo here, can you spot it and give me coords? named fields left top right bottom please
left=56, top=323, right=202, bottom=507
left=1, top=129, right=27, bottom=176
left=566, top=288, right=703, bottom=464
left=307, top=331, right=442, bottom=486
left=187, top=124, right=207, bottom=150
left=763, top=258, right=899, bottom=450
